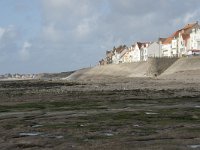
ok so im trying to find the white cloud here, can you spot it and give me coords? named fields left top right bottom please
left=19, top=41, right=32, bottom=61
left=76, top=22, right=90, bottom=39
left=44, top=0, right=71, bottom=7
left=75, top=16, right=99, bottom=39
left=0, top=25, right=18, bottom=51
left=42, top=23, right=63, bottom=42
left=0, top=27, right=5, bottom=40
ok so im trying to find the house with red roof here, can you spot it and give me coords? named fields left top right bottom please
left=161, top=22, right=200, bottom=57
left=161, top=37, right=173, bottom=57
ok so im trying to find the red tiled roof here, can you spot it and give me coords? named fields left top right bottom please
left=171, top=30, right=181, bottom=38
left=162, top=37, right=173, bottom=45
left=182, top=34, right=190, bottom=46
left=182, top=23, right=197, bottom=30
left=182, top=34, right=190, bottom=41
left=163, top=22, right=198, bottom=45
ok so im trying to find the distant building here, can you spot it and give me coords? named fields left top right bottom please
left=122, top=47, right=132, bottom=63
left=106, top=50, right=114, bottom=64
left=147, top=42, right=161, bottom=58
left=112, top=45, right=127, bottom=64
left=130, top=42, right=150, bottom=62
left=99, top=59, right=107, bottom=65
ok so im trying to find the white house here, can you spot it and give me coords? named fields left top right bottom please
left=161, top=37, right=173, bottom=57
left=131, top=43, right=141, bottom=62
left=141, top=43, right=150, bottom=61
left=112, top=45, right=127, bottom=64
left=171, top=31, right=190, bottom=57
left=112, top=51, right=121, bottom=64
left=129, top=42, right=150, bottom=62
left=189, top=28, right=200, bottom=50
left=122, top=48, right=132, bottom=63
left=147, top=42, right=161, bottom=58
left=186, top=28, right=200, bottom=56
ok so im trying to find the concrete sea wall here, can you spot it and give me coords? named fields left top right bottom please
left=147, top=57, right=179, bottom=77
left=67, top=57, right=179, bottom=81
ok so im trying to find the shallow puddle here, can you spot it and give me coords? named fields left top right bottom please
left=19, top=132, right=42, bottom=136
left=42, top=134, right=64, bottom=139
left=188, top=145, right=200, bottom=149
left=104, top=133, right=113, bottom=136
left=19, top=132, right=64, bottom=139
left=145, top=112, right=158, bottom=115
left=31, top=124, right=43, bottom=128
left=133, top=124, right=140, bottom=127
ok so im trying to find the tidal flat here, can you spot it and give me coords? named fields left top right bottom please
left=0, top=80, right=200, bottom=150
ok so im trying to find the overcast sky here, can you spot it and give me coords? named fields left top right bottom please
left=0, top=0, right=199, bottom=74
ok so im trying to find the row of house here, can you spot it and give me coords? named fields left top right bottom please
left=0, top=73, right=36, bottom=79
left=162, top=21, right=200, bottom=57
left=99, top=21, right=200, bottom=65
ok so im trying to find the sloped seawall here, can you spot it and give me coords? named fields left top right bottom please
left=67, top=57, right=179, bottom=81
left=147, top=57, right=178, bottom=77
left=160, top=56, right=200, bottom=80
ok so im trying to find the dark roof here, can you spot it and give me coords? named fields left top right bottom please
left=137, top=42, right=143, bottom=49
left=159, top=38, right=167, bottom=43
left=114, top=45, right=127, bottom=53
left=136, top=42, right=150, bottom=49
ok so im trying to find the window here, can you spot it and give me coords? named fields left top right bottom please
left=197, top=41, right=200, bottom=49
left=194, top=43, right=197, bottom=48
